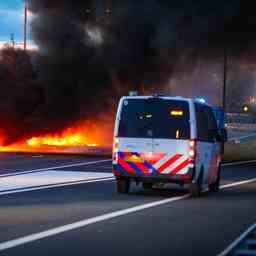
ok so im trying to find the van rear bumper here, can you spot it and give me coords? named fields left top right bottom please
left=113, top=166, right=194, bottom=185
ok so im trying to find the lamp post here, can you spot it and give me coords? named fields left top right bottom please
left=24, top=0, right=28, bottom=51
left=223, top=46, right=227, bottom=111
left=106, top=0, right=112, bottom=16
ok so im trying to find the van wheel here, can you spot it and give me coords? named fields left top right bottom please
left=209, top=165, right=221, bottom=192
left=189, top=171, right=203, bottom=198
left=142, top=182, right=153, bottom=189
left=117, top=179, right=130, bottom=194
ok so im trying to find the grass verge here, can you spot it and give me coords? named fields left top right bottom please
left=224, top=139, right=256, bottom=162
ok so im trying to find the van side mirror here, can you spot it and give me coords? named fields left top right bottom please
left=221, top=128, right=228, bottom=143
left=215, top=128, right=228, bottom=143
left=209, top=129, right=223, bottom=142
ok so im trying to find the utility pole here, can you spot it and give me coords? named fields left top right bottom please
left=223, top=46, right=227, bottom=111
left=105, top=0, right=112, bottom=16
left=10, top=33, right=15, bottom=47
left=24, top=0, right=28, bottom=51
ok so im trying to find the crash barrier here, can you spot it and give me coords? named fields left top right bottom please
left=225, top=112, right=256, bottom=124
left=219, top=223, right=256, bottom=256
left=226, top=123, right=256, bottom=131
left=228, top=133, right=256, bottom=143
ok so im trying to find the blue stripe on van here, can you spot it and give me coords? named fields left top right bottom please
left=143, top=160, right=157, bottom=174
left=132, top=152, right=157, bottom=174
left=114, top=163, right=126, bottom=175
left=118, top=151, right=141, bottom=174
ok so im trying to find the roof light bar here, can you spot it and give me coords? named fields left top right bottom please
left=195, top=98, right=206, bottom=104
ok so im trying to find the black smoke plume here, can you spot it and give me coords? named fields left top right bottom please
left=0, top=0, right=256, bottom=145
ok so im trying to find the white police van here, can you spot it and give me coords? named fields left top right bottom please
left=113, top=94, right=227, bottom=197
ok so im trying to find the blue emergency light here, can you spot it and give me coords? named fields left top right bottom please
left=195, top=98, right=206, bottom=104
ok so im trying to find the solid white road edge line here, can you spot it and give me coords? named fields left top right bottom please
left=0, top=159, right=112, bottom=177
left=217, top=222, right=256, bottom=256
left=1, top=177, right=256, bottom=251
left=222, top=159, right=256, bottom=167
left=220, top=178, right=256, bottom=189
left=0, top=177, right=115, bottom=196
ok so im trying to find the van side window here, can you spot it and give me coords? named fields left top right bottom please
left=205, top=106, right=218, bottom=142
left=195, top=103, right=218, bottom=142
left=206, top=107, right=218, bottom=130
left=195, top=103, right=209, bottom=141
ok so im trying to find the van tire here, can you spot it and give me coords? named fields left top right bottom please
left=209, top=165, right=221, bottom=192
left=189, top=170, right=203, bottom=198
left=117, top=179, right=130, bottom=194
left=142, top=182, right=153, bottom=189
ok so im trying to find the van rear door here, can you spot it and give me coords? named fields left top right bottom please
left=117, top=98, right=154, bottom=174
left=151, top=100, right=192, bottom=175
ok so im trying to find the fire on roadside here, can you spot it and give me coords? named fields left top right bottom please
left=0, top=120, right=113, bottom=153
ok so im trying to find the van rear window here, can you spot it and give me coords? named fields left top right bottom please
left=118, top=98, right=190, bottom=139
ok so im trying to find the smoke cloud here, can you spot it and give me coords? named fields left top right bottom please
left=0, top=0, right=256, bottom=144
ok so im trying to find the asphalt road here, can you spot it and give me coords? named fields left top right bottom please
left=0, top=153, right=256, bottom=256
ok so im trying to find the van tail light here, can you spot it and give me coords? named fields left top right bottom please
left=188, top=139, right=197, bottom=161
left=189, top=149, right=196, bottom=158
left=189, top=139, right=196, bottom=148
left=113, top=138, right=119, bottom=163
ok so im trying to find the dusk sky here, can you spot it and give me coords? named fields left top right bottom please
left=0, top=0, right=27, bottom=43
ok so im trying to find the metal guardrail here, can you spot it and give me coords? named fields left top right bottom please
left=228, top=133, right=256, bottom=143
left=219, top=223, right=256, bottom=256
left=226, top=123, right=256, bottom=131
left=226, top=113, right=256, bottom=124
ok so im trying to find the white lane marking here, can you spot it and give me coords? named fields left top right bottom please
left=0, top=171, right=114, bottom=194
left=220, top=178, right=256, bottom=189
left=0, top=177, right=115, bottom=196
left=1, top=177, right=256, bottom=251
left=218, top=223, right=256, bottom=256
left=222, top=160, right=256, bottom=167
left=0, top=159, right=112, bottom=177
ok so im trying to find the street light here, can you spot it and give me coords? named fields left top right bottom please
left=223, top=46, right=227, bottom=112
left=24, top=0, right=28, bottom=51
left=243, top=105, right=249, bottom=112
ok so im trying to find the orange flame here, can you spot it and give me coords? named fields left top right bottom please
left=0, top=119, right=113, bottom=153
left=26, top=132, right=93, bottom=147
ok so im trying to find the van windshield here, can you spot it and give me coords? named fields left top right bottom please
left=118, top=98, right=190, bottom=139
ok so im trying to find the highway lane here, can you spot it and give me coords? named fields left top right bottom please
left=0, top=153, right=109, bottom=176
left=0, top=154, right=256, bottom=255
left=6, top=181, right=254, bottom=256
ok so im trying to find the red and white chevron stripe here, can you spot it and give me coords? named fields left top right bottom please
left=155, top=153, right=193, bottom=175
